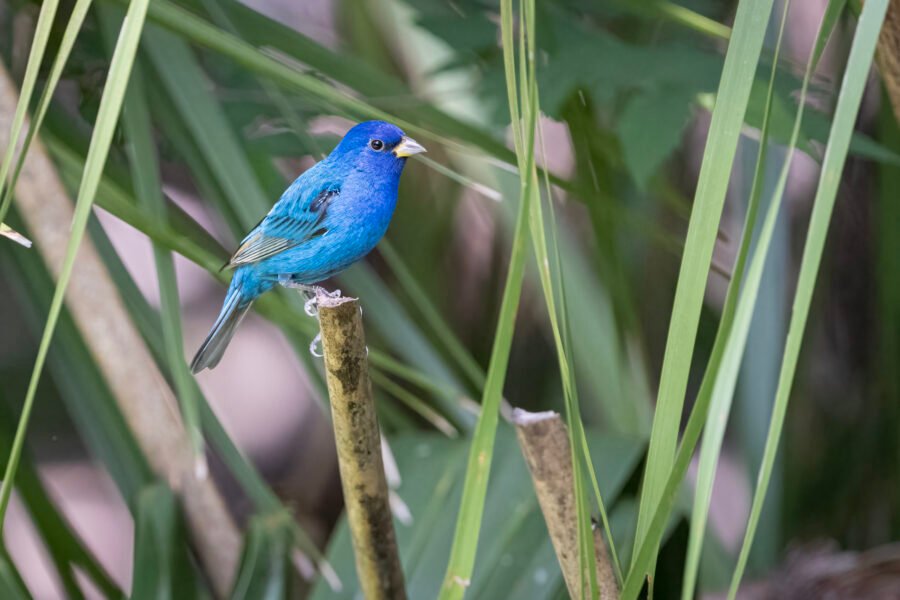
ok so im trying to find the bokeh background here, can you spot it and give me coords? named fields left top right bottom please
left=0, top=0, right=898, bottom=597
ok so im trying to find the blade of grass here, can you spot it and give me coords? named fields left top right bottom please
left=0, top=0, right=151, bottom=530
left=117, top=55, right=206, bottom=472
left=0, top=0, right=93, bottom=224
left=131, top=483, right=198, bottom=599
left=621, top=2, right=847, bottom=596
left=654, top=1, right=732, bottom=40
left=535, top=113, right=624, bottom=588
left=378, top=239, right=486, bottom=392
left=0, top=0, right=59, bottom=224
left=438, top=0, right=535, bottom=593
left=631, top=0, right=776, bottom=576
left=728, top=0, right=888, bottom=594
left=229, top=514, right=293, bottom=600
left=171, top=0, right=513, bottom=160
left=680, top=1, right=794, bottom=595
left=141, top=26, right=269, bottom=229
left=517, top=0, right=619, bottom=590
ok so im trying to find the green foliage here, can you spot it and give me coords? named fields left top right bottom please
left=131, top=484, right=201, bottom=599
left=311, top=427, right=644, bottom=599
left=0, top=0, right=896, bottom=597
left=632, top=0, right=776, bottom=583
left=0, top=0, right=152, bottom=529
left=0, top=551, right=29, bottom=600
left=230, top=515, right=295, bottom=600
left=730, top=0, right=889, bottom=595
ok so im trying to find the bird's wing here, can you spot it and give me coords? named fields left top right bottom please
left=225, top=187, right=339, bottom=268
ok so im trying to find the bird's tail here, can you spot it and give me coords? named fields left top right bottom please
left=190, top=281, right=254, bottom=374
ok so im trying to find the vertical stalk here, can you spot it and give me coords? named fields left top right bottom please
left=513, top=409, right=619, bottom=600
left=316, top=292, right=406, bottom=600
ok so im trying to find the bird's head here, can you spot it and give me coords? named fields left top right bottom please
left=329, top=121, right=426, bottom=175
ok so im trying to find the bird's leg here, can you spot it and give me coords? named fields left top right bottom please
left=276, top=276, right=318, bottom=295
left=277, top=276, right=342, bottom=319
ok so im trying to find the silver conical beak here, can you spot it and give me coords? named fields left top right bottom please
left=393, top=136, right=426, bottom=158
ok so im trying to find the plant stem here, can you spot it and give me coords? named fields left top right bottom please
left=513, top=409, right=619, bottom=600
left=316, top=292, right=407, bottom=600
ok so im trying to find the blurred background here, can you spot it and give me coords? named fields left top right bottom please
left=0, top=0, right=898, bottom=597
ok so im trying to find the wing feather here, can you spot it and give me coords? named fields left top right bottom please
left=226, top=188, right=338, bottom=268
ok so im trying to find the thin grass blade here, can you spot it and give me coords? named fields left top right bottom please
left=631, top=0, right=776, bottom=577
left=728, top=0, right=889, bottom=594
left=0, top=0, right=151, bottom=529
left=438, top=0, right=534, bottom=593
left=680, top=2, right=796, bottom=595
left=115, top=51, right=206, bottom=469
left=0, top=0, right=93, bottom=222
left=0, top=0, right=59, bottom=224
left=622, top=3, right=849, bottom=596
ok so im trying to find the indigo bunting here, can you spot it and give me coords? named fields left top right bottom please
left=190, top=120, right=425, bottom=373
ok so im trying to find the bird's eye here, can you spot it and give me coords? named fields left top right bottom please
left=369, top=139, right=384, bottom=151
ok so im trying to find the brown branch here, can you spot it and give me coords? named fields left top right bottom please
left=316, top=292, right=407, bottom=600
left=513, top=408, right=618, bottom=600
left=0, top=62, right=240, bottom=598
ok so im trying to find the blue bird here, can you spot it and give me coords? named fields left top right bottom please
left=190, top=120, right=425, bottom=373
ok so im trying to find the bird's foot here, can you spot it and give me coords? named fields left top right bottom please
left=304, top=296, right=319, bottom=317
left=303, top=287, right=342, bottom=317
left=277, top=277, right=341, bottom=317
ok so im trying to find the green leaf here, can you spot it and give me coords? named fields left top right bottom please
left=0, top=394, right=121, bottom=599
left=0, top=0, right=151, bottom=528
left=728, top=0, right=888, bottom=595
left=0, top=0, right=60, bottom=225
left=0, top=0, right=93, bottom=224
left=680, top=0, right=797, bottom=594
left=438, top=0, right=537, bottom=593
left=617, top=87, right=696, bottom=187
left=0, top=551, right=30, bottom=600
left=631, top=0, right=776, bottom=582
left=132, top=483, right=199, bottom=599
left=2, top=222, right=153, bottom=500
left=116, top=35, right=205, bottom=465
left=229, top=514, right=294, bottom=600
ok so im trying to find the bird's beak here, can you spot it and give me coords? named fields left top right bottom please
left=393, top=136, right=426, bottom=158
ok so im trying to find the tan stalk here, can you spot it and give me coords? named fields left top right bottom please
left=513, top=408, right=618, bottom=600
left=316, top=291, right=406, bottom=600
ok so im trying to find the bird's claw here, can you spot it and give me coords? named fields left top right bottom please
left=309, top=332, right=323, bottom=358
left=304, top=296, right=319, bottom=317
left=279, top=278, right=341, bottom=317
